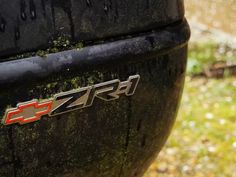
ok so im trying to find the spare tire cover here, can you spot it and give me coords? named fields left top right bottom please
left=0, top=0, right=184, bottom=58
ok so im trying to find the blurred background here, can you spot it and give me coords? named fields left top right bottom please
left=145, top=0, right=236, bottom=177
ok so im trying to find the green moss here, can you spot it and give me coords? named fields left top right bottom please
left=36, top=50, right=49, bottom=58
left=75, top=43, right=84, bottom=50
left=5, top=36, right=84, bottom=61
left=52, top=36, right=71, bottom=48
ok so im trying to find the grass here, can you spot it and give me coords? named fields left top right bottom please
left=144, top=41, right=236, bottom=177
left=187, top=42, right=236, bottom=75
left=145, top=77, right=236, bottom=177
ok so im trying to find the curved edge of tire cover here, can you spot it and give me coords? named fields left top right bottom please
left=0, top=20, right=190, bottom=91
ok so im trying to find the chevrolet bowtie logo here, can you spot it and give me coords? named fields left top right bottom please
left=2, top=75, right=140, bottom=126
left=4, top=101, right=52, bottom=125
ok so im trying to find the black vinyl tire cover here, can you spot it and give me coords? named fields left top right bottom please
left=0, top=0, right=184, bottom=58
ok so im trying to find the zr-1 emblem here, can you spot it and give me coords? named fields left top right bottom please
left=3, top=75, right=140, bottom=126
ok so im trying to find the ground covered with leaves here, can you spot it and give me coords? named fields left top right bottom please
left=145, top=76, right=236, bottom=177
left=144, top=12, right=236, bottom=176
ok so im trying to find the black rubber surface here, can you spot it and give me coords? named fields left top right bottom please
left=0, top=0, right=184, bottom=58
left=0, top=20, right=190, bottom=91
left=0, top=45, right=188, bottom=177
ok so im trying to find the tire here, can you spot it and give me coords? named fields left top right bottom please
left=0, top=0, right=184, bottom=58
left=0, top=1, right=190, bottom=177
